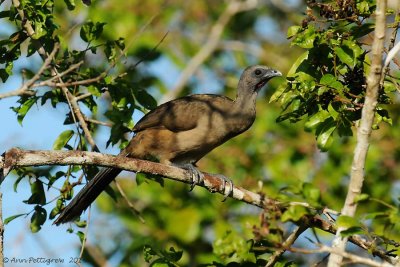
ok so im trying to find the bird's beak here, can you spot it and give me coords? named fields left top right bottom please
left=263, top=69, right=282, bottom=80
left=255, top=69, right=282, bottom=91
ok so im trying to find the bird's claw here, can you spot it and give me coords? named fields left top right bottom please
left=213, top=174, right=234, bottom=201
left=174, top=164, right=204, bottom=191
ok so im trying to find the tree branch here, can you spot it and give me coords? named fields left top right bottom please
left=0, top=148, right=396, bottom=264
left=0, top=44, right=59, bottom=100
left=292, top=245, right=395, bottom=267
left=328, top=1, right=388, bottom=266
left=1, top=148, right=277, bottom=207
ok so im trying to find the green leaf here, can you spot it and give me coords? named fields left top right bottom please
left=364, top=212, right=387, bottom=220
left=64, top=0, right=75, bottom=10
left=115, top=37, right=125, bottom=50
left=0, top=62, right=13, bottom=82
left=143, top=245, right=183, bottom=265
left=281, top=205, right=308, bottom=222
left=24, top=180, right=46, bottom=205
left=49, top=206, right=60, bottom=219
left=337, top=114, right=353, bottom=137
left=0, top=10, right=10, bottom=18
left=160, top=247, right=183, bottom=263
left=53, top=130, right=74, bottom=150
left=354, top=193, right=369, bottom=203
left=0, top=69, right=9, bottom=82
left=87, top=85, right=102, bottom=97
left=77, top=231, right=85, bottom=243
left=350, top=23, right=374, bottom=38
left=135, top=88, right=157, bottom=110
left=32, top=22, right=46, bottom=39
left=4, top=213, right=26, bottom=224
left=304, top=110, right=330, bottom=132
left=30, top=206, right=47, bottom=233
left=320, top=74, right=343, bottom=90
left=74, top=220, right=87, bottom=228
left=287, top=25, right=302, bottom=38
left=143, top=245, right=157, bottom=262
left=136, top=172, right=147, bottom=186
left=80, top=21, right=106, bottom=43
left=270, top=84, right=289, bottom=103
left=214, top=231, right=256, bottom=262
left=376, top=108, right=392, bottom=125
left=292, top=25, right=317, bottom=49
left=335, top=46, right=354, bottom=66
left=287, top=51, right=309, bottom=77
left=11, top=97, right=38, bottom=125
left=337, top=215, right=363, bottom=236
left=316, top=118, right=336, bottom=152
left=336, top=215, right=361, bottom=229
left=302, top=183, right=321, bottom=205
left=13, top=175, right=25, bottom=192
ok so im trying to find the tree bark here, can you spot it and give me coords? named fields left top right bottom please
left=327, top=1, right=387, bottom=266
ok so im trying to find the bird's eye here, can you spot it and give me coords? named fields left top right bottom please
left=254, top=69, right=262, bottom=76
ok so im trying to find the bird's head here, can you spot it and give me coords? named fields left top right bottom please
left=239, top=65, right=282, bottom=93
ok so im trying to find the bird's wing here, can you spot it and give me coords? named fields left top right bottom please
left=132, top=94, right=234, bottom=133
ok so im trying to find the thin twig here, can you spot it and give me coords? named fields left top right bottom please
left=75, top=92, right=93, bottom=102
left=133, top=31, right=169, bottom=68
left=33, top=61, right=85, bottom=87
left=114, top=180, right=145, bottom=223
left=83, top=116, right=113, bottom=127
left=265, top=225, right=308, bottom=267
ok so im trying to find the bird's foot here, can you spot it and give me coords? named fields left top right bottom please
left=213, top=174, right=234, bottom=201
left=174, top=163, right=204, bottom=191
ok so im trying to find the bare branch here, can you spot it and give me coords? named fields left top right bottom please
left=0, top=44, right=59, bottom=100
left=0, top=148, right=396, bottom=263
left=328, top=1, right=388, bottom=266
left=161, top=0, right=259, bottom=103
left=83, top=116, right=113, bottom=127
left=384, top=41, right=400, bottom=70
left=33, top=61, right=85, bottom=87
left=292, top=245, right=395, bottom=267
left=1, top=148, right=277, bottom=208
left=266, top=225, right=308, bottom=267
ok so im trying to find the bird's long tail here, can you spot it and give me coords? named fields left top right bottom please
left=53, top=167, right=122, bottom=225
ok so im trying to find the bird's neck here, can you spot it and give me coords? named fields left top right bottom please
left=233, top=90, right=258, bottom=116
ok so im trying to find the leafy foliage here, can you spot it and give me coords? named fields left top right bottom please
left=272, top=0, right=396, bottom=151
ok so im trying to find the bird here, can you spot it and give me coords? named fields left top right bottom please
left=53, top=65, right=281, bottom=225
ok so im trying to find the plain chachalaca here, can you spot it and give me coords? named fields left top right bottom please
left=53, top=65, right=281, bottom=225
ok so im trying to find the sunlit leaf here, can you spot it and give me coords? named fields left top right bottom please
left=281, top=205, right=308, bottom=222
left=4, top=213, right=26, bottom=224
left=53, top=130, right=74, bottom=150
